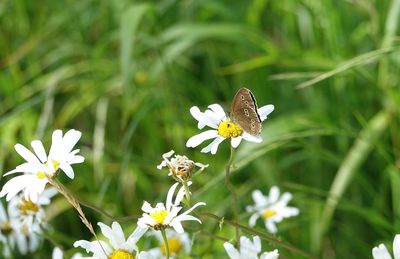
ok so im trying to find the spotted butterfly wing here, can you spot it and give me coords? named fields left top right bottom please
left=230, top=88, right=262, bottom=136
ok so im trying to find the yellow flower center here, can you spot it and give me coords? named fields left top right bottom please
left=36, top=160, right=60, bottom=179
left=161, top=238, right=182, bottom=255
left=150, top=210, right=169, bottom=225
left=109, top=249, right=134, bottom=259
left=261, top=209, right=277, bottom=219
left=37, top=171, right=46, bottom=179
left=45, top=160, right=60, bottom=171
left=217, top=120, right=243, bottom=138
left=19, top=198, right=39, bottom=215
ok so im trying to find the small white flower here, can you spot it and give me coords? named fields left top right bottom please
left=52, top=247, right=82, bottom=259
left=186, top=104, right=274, bottom=154
left=74, top=221, right=145, bottom=259
left=138, top=182, right=205, bottom=234
left=372, top=234, right=400, bottom=259
left=0, top=200, right=43, bottom=256
left=0, top=129, right=84, bottom=202
left=8, top=188, right=57, bottom=229
left=246, top=186, right=299, bottom=234
left=143, top=229, right=191, bottom=258
left=224, top=235, right=279, bottom=259
left=157, top=150, right=208, bottom=182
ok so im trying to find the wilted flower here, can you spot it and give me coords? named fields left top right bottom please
left=372, top=234, right=400, bottom=259
left=137, top=182, right=205, bottom=233
left=224, top=235, right=279, bottom=259
left=157, top=150, right=208, bottom=182
left=74, top=221, right=145, bottom=259
left=246, top=186, right=299, bottom=234
left=186, top=104, right=274, bottom=154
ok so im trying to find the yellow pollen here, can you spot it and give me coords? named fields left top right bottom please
left=261, top=209, right=277, bottom=219
left=37, top=171, right=46, bottom=179
left=19, top=198, right=39, bottom=215
left=150, top=210, right=169, bottom=225
left=109, top=249, right=134, bottom=259
left=217, top=120, right=243, bottom=138
left=161, top=238, right=182, bottom=255
left=45, top=160, right=60, bottom=170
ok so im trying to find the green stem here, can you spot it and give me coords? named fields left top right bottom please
left=160, top=228, right=170, bottom=259
left=224, top=145, right=240, bottom=248
left=182, top=180, right=192, bottom=207
left=5, top=237, right=15, bottom=259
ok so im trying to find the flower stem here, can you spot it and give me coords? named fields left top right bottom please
left=182, top=180, right=192, bottom=207
left=47, top=176, right=107, bottom=257
left=224, top=145, right=239, bottom=248
left=160, top=228, right=170, bottom=259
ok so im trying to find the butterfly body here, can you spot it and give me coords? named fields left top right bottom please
left=230, top=88, right=262, bottom=136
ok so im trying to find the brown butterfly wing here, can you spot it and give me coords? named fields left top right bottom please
left=230, top=88, right=262, bottom=136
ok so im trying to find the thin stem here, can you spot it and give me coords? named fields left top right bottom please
left=224, top=145, right=239, bottom=248
left=160, top=228, right=170, bottom=259
left=47, top=176, right=107, bottom=257
left=182, top=180, right=192, bottom=207
left=5, top=237, right=15, bottom=259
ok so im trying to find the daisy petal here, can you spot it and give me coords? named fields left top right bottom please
left=31, top=140, right=47, bottom=163
left=258, top=105, right=274, bottom=121
left=186, top=130, right=219, bottom=148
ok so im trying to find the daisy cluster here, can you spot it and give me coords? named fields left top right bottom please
left=0, top=89, right=320, bottom=258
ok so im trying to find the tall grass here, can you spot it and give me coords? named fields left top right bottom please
left=0, top=0, right=399, bottom=257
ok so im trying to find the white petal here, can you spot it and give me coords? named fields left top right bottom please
left=260, top=249, right=279, bottom=259
left=97, top=222, right=123, bottom=250
left=372, top=244, right=392, bottom=259
left=127, top=226, right=148, bottom=244
left=52, top=247, right=63, bottom=259
left=189, top=106, right=206, bottom=129
left=242, top=132, right=262, bottom=143
left=224, top=242, right=240, bottom=259
left=208, top=104, right=227, bottom=121
left=166, top=183, right=180, bottom=211
left=171, top=221, right=184, bottom=234
left=258, top=105, right=274, bottom=121
left=201, top=136, right=225, bottom=154
left=265, top=220, right=277, bottom=234
left=62, top=129, right=82, bottom=153
left=49, top=130, right=63, bottom=158
left=268, top=186, right=280, bottom=204
left=31, top=140, right=47, bottom=163
left=249, top=213, right=260, bottom=227
left=186, top=130, right=219, bottom=148
left=394, top=235, right=400, bottom=259
left=14, top=144, right=41, bottom=165
left=141, top=201, right=154, bottom=213
left=59, top=163, right=75, bottom=179
left=231, top=137, right=242, bottom=148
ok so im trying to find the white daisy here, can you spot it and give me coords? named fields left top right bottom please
left=52, top=247, right=82, bottom=259
left=0, top=199, right=45, bottom=256
left=157, top=150, right=208, bottom=182
left=144, top=229, right=191, bottom=258
left=74, top=221, right=145, bottom=259
left=246, top=186, right=299, bottom=234
left=372, top=235, right=400, bottom=259
left=0, top=129, right=84, bottom=202
left=224, top=235, right=279, bottom=259
left=186, top=104, right=274, bottom=154
left=137, top=182, right=205, bottom=234
left=8, top=188, right=57, bottom=229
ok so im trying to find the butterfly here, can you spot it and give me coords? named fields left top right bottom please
left=230, top=88, right=262, bottom=136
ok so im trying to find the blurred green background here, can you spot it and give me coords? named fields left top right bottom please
left=1, top=0, right=400, bottom=258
